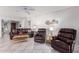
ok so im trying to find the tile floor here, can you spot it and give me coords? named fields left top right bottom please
left=0, top=34, right=79, bottom=53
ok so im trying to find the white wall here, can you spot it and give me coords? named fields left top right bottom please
left=28, top=10, right=55, bottom=28
left=0, top=19, right=1, bottom=38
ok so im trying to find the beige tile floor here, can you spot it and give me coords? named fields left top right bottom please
left=0, top=34, right=79, bottom=53
left=0, top=34, right=58, bottom=53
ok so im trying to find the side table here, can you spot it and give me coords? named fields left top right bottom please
left=46, top=35, right=53, bottom=44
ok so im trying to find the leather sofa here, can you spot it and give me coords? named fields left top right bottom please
left=51, top=28, right=77, bottom=53
left=34, top=28, right=46, bottom=43
left=10, top=28, right=34, bottom=40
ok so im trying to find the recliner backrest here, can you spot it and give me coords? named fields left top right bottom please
left=57, top=28, right=77, bottom=42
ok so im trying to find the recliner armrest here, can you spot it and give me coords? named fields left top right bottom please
left=52, top=36, right=57, bottom=40
left=51, top=36, right=57, bottom=42
left=67, top=40, right=73, bottom=43
left=66, top=39, right=74, bottom=44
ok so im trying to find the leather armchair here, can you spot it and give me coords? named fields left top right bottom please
left=34, top=28, right=46, bottom=43
left=51, top=28, right=77, bottom=53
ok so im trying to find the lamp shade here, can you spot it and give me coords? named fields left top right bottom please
left=49, top=27, right=54, bottom=31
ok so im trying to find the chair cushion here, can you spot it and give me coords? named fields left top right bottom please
left=58, top=32, right=74, bottom=40
left=57, top=36, right=73, bottom=44
left=52, top=40, right=69, bottom=50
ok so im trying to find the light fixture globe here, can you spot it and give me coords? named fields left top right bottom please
left=49, top=27, right=54, bottom=31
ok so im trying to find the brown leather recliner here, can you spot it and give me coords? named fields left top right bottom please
left=34, top=28, right=46, bottom=43
left=51, top=28, right=77, bottom=53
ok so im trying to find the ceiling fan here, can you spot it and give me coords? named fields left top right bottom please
left=19, top=6, right=35, bottom=15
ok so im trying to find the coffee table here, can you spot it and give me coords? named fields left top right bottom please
left=12, top=34, right=29, bottom=42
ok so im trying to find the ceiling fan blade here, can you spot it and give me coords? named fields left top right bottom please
left=23, top=6, right=35, bottom=11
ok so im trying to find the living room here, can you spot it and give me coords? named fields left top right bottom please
left=0, top=6, right=79, bottom=53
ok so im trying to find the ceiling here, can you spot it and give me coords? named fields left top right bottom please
left=0, top=6, right=71, bottom=12
left=31, top=6, right=71, bottom=12
left=17, top=6, right=72, bottom=14
left=29, top=6, right=72, bottom=15
left=0, top=6, right=72, bottom=17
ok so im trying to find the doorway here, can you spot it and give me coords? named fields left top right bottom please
left=11, top=22, right=16, bottom=31
left=11, top=21, right=19, bottom=31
